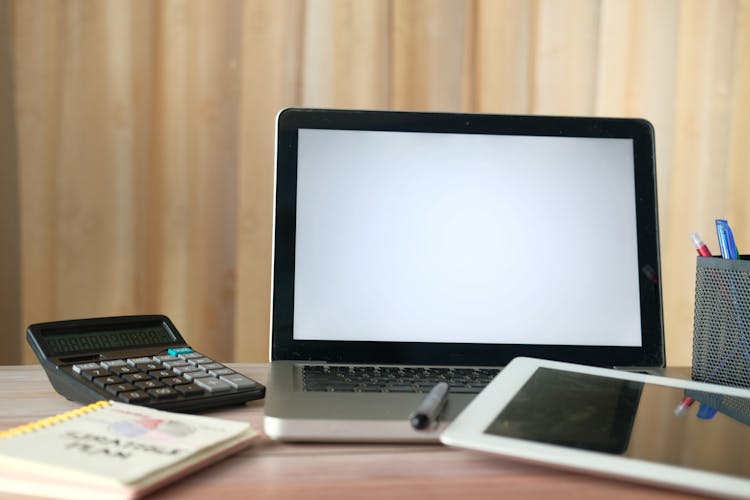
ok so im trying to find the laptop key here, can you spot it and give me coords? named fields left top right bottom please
left=304, top=384, right=329, bottom=392
left=387, top=385, right=416, bottom=392
left=358, top=384, right=385, bottom=392
left=328, top=365, right=351, bottom=372
left=328, top=383, right=356, bottom=392
left=449, top=387, right=483, bottom=394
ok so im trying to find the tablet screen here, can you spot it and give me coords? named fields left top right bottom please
left=484, top=367, right=750, bottom=479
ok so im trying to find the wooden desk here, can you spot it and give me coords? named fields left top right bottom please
left=0, top=364, right=698, bottom=499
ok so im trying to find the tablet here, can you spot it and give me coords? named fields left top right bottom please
left=440, top=357, right=750, bottom=497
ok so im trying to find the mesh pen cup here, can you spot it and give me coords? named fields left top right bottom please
left=692, top=256, right=750, bottom=389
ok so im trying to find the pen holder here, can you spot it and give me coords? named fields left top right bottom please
left=691, top=256, right=750, bottom=389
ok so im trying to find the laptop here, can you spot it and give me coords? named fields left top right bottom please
left=263, top=108, right=664, bottom=442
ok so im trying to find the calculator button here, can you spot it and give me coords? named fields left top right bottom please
left=119, top=390, right=151, bottom=403
left=127, top=357, right=156, bottom=366
left=174, top=383, right=204, bottom=397
left=163, top=376, right=190, bottom=386
left=148, top=387, right=178, bottom=399
left=100, top=359, right=128, bottom=369
left=134, top=362, right=162, bottom=372
left=184, top=371, right=212, bottom=381
left=173, top=365, right=201, bottom=375
left=210, top=368, right=235, bottom=377
left=194, top=377, right=232, bottom=393
left=80, top=368, right=111, bottom=380
left=220, top=374, right=258, bottom=390
left=149, top=369, right=175, bottom=379
left=72, top=362, right=102, bottom=373
left=167, top=347, right=193, bottom=356
left=107, top=383, right=137, bottom=395
left=201, top=363, right=224, bottom=372
left=135, top=380, right=164, bottom=390
left=123, top=372, right=152, bottom=383
left=188, top=357, right=213, bottom=365
left=111, top=365, right=137, bottom=375
left=153, top=354, right=176, bottom=362
left=178, top=352, right=203, bottom=360
left=162, top=359, right=189, bottom=369
left=93, top=375, right=124, bottom=388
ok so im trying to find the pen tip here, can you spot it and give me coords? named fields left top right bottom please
left=410, top=415, right=429, bottom=430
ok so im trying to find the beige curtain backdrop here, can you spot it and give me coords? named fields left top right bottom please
left=1, top=0, right=748, bottom=365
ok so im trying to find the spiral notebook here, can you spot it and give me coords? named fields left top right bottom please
left=0, top=401, right=258, bottom=499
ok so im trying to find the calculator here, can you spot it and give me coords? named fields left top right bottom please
left=26, top=315, right=265, bottom=412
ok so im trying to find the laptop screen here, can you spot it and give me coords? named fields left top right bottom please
left=272, top=109, right=663, bottom=367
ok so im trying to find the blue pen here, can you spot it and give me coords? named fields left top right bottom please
left=715, top=219, right=739, bottom=259
left=714, top=219, right=750, bottom=368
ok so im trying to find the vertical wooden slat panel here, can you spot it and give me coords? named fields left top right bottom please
left=183, top=1, right=243, bottom=359
left=595, top=0, right=679, bottom=225
left=473, top=0, right=534, bottom=113
left=148, top=1, right=244, bottom=359
left=662, top=0, right=740, bottom=365
left=54, top=3, right=124, bottom=317
left=100, top=0, right=145, bottom=312
left=128, top=1, right=155, bottom=311
left=0, top=0, right=21, bottom=363
left=727, top=1, right=750, bottom=249
left=301, top=0, right=390, bottom=108
left=391, top=0, right=470, bottom=111
left=234, top=0, right=305, bottom=361
left=147, top=0, right=193, bottom=333
left=531, top=0, right=601, bottom=114
left=14, top=1, right=63, bottom=362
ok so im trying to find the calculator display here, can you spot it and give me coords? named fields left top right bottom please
left=42, top=326, right=176, bottom=356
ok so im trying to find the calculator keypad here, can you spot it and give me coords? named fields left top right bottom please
left=70, top=350, right=258, bottom=407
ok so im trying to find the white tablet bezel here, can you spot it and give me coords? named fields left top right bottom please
left=440, top=357, right=750, bottom=498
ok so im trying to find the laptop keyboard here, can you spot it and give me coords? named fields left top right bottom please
left=301, top=365, right=501, bottom=394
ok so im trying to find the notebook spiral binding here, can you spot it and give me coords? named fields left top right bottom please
left=0, top=400, right=111, bottom=440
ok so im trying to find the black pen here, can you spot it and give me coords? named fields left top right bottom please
left=410, top=381, right=449, bottom=430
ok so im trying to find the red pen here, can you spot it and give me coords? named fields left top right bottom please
left=690, top=232, right=712, bottom=257
left=674, top=396, right=694, bottom=416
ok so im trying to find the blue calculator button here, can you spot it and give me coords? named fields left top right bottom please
left=168, top=347, right=193, bottom=356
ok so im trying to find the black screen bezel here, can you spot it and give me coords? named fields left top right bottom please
left=271, top=108, right=664, bottom=367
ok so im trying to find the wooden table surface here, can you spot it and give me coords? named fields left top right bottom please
left=0, top=364, right=700, bottom=500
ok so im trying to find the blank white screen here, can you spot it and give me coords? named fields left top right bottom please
left=293, top=129, right=642, bottom=346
